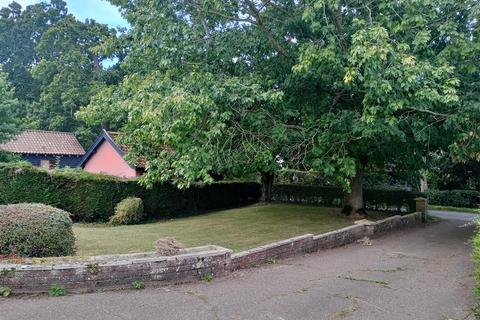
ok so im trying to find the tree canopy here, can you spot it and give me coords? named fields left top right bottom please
left=0, top=70, right=19, bottom=142
left=77, top=0, right=479, bottom=209
left=0, top=0, right=119, bottom=146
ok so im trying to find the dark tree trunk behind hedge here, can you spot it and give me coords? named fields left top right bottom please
left=261, top=172, right=275, bottom=202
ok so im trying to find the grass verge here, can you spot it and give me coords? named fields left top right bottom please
left=429, top=205, right=478, bottom=213
left=472, top=223, right=480, bottom=318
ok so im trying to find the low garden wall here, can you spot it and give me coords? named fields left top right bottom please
left=0, top=212, right=424, bottom=294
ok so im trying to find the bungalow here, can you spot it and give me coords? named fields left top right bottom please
left=79, top=129, right=145, bottom=178
left=0, top=129, right=85, bottom=169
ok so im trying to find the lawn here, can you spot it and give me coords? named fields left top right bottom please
left=74, top=203, right=354, bottom=256
left=429, top=205, right=478, bottom=213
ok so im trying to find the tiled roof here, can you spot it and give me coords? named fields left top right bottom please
left=0, top=130, right=85, bottom=156
left=106, top=131, right=129, bottom=152
left=105, top=131, right=146, bottom=168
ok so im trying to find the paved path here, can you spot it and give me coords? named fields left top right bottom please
left=0, top=212, right=476, bottom=320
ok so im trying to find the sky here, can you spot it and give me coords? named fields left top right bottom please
left=0, top=0, right=129, bottom=28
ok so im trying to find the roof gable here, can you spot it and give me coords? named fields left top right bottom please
left=0, top=130, right=85, bottom=156
left=80, top=130, right=147, bottom=169
left=79, top=130, right=141, bottom=168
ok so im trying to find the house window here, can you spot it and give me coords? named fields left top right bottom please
left=40, top=160, right=58, bottom=170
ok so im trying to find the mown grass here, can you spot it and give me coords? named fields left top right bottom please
left=74, top=203, right=354, bottom=255
left=429, top=205, right=478, bottom=214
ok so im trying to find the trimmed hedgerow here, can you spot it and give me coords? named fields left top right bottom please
left=109, top=197, right=145, bottom=225
left=0, top=163, right=142, bottom=222
left=0, top=163, right=261, bottom=222
left=272, top=184, right=422, bottom=213
left=0, top=203, right=76, bottom=257
left=427, top=189, right=480, bottom=209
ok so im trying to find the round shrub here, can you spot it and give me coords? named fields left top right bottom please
left=0, top=203, right=76, bottom=257
left=108, top=197, right=145, bottom=225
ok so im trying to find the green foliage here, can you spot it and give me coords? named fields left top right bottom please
left=0, top=287, right=12, bottom=297
left=0, top=203, right=75, bottom=257
left=0, top=163, right=262, bottom=222
left=427, top=190, right=480, bottom=209
left=79, top=0, right=479, bottom=196
left=108, top=197, right=145, bottom=226
left=0, top=163, right=142, bottom=222
left=86, top=263, right=100, bottom=275
left=131, top=280, right=144, bottom=290
left=0, top=151, right=20, bottom=163
left=275, top=170, right=332, bottom=186
left=272, top=184, right=421, bottom=213
left=48, top=284, right=66, bottom=297
left=0, top=0, right=121, bottom=147
left=426, top=155, right=480, bottom=191
left=79, top=72, right=285, bottom=189
left=275, top=169, right=410, bottom=191
left=0, top=1, right=67, bottom=102
left=31, top=15, right=115, bottom=146
left=199, top=273, right=213, bottom=282
left=1, top=267, right=15, bottom=277
left=0, top=71, right=19, bottom=142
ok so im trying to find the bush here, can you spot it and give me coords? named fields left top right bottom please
left=427, top=189, right=480, bottom=208
left=0, top=163, right=262, bottom=222
left=0, top=203, right=76, bottom=257
left=109, top=197, right=145, bottom=225
left=0, top=151, right=21, bottom=163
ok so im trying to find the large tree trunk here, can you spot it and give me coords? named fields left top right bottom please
left=343, top=172, right=364, bottom=215
left=261, top=172, right=275, bottom=203
left=419, top=170, right=428, bottom=192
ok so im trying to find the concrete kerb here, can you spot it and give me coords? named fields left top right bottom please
left=0, top=212, right=423, bottom=294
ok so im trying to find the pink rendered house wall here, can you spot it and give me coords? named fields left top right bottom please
left=83, top=140, right=138, bottom=178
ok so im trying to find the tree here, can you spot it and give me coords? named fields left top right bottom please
left=0, top=71, right=19, bottom=142
left=80, top=0, right=479, bottom=212
left=291, top=0, right=475, bottom=213
left=79, top=1, right=298, bottom=199
left=0, top=1, right=120, bottom=147
left=30, top=15, right=115, bottom=145
left=0, top=0, right=67, bottom=103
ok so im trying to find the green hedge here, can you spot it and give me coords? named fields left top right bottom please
left=272, top=184, right=422, bottom=213
left=0, top=163, right=261, bottom=222
left=427, top=189, right=480, bottom=209
left=275, top=169, right=411, bottom=190
left=0, top=203, right=76, bottom=257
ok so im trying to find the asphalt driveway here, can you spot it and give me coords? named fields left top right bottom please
left=0, top=211, right=476, bottom=320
